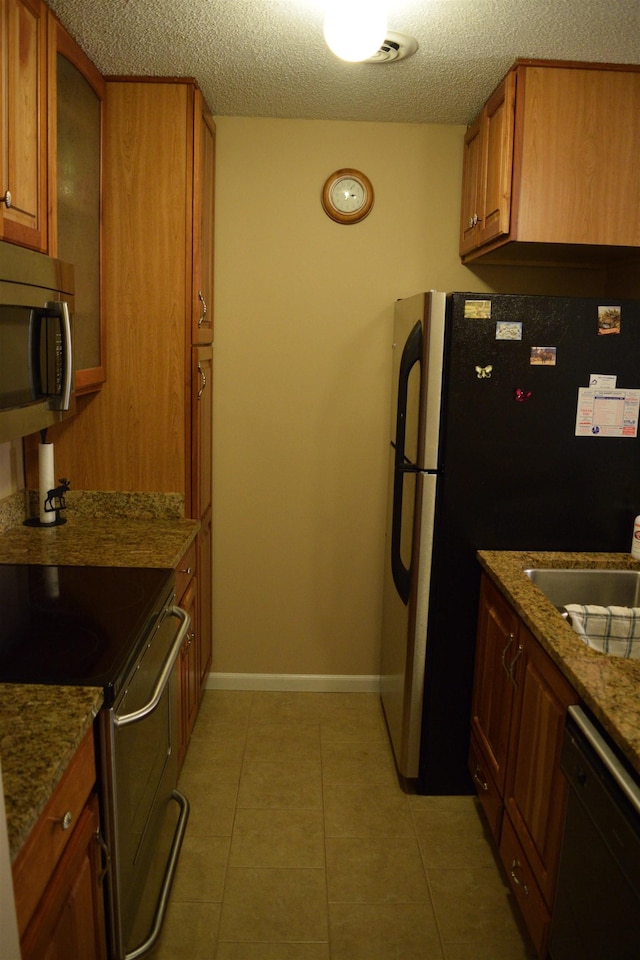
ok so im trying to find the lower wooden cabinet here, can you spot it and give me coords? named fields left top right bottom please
left=176, top=538, right=210, bottom=771
left=469, top=572, right=578, bottom=958
left=178, top=574, right=200, bottom=770
left=12, top=727, right=107, bottom=960
left=20, top=794, right=106, bottom=960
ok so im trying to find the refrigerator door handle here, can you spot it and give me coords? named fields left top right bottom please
left=391, top=320, right=423, bottom=605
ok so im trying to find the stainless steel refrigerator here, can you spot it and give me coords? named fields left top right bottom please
left=381, top=290, right=640, bottom=794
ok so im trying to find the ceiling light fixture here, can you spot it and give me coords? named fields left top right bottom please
left=323, top=0, right=387, bottom=63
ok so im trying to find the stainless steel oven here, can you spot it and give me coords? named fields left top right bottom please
left=100, top=594, right=190, bottom=959
left=0, top=563, right=191, bottom=960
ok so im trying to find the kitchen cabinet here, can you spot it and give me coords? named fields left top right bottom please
left=192, top=91, right=215, bottom=344
left=176, top=540, right=200, bottom=770
left=47, top=11, right=105, bottom=393
left=0, top=0, right=48, bottom=251
left=469, top=573, right=578, bottom=958
left=460, top=59, right=640, bottom=264
left=459, top=72, right=515, bottom=258
left=12, top=727, right=107, bottom=960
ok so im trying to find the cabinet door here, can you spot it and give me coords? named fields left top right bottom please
left=191, top=344, right=213, bottom=520
left=48, top=13, right=105, bottom=393
left=459, top=114, right=482, bottom=256
left=178, top=576, right=199, bottom=770
left=20, top=794, right=107, bottom=960
left=504, top=624, right=577, bottom=907
left=470, top=575, right=519, bottom=800
left=192, top=90, right=215, bottom=344
left=1, top=0, right=47, bottom=250
left=198, top=507, right=212, bottom=690
left=477, top=70, right=516, bottom=248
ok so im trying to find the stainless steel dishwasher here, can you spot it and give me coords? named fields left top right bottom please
left=549, top=704, right=640, bottom=959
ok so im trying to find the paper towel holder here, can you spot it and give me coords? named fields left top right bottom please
left=24, top=478, right=70, bottom=528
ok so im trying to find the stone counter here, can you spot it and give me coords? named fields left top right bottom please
left=0, top=515, right=199, bottom=568
left=478, top=550, right=640, bottom=776
left=0, top=684, right=103, bottom=862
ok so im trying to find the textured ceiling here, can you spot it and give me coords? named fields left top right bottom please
left=47, top=0, right=640, bottom=124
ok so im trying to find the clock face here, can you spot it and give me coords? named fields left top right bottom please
left=331, top=177, right=365, bottom=213
left=321, top=168, right=374, bottom=224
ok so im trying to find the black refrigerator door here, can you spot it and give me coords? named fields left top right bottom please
left=440, top=293, right=640, bottom=554
left=418, top=292, right=640, bottom=795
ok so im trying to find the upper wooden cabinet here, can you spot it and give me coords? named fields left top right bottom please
left=192, top=90, right=215, bottom=344
left=0, top=0, right=48, bottom=251
left=47, top=12, right=105, bottom=393
left=460, top=60, right=640, bottom=264
left=460, top=72, right=515, bottom=257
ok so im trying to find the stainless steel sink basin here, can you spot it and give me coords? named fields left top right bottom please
left=524, top=568, right=640, bottom=609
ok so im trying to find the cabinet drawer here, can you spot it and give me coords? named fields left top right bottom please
left=468, top=732, right=503, bottom=843
left=175, top=540, right=197, bottom=602
left=12, top=726, right=96, bottom=935
left=499, top=814, right=550, bottom=959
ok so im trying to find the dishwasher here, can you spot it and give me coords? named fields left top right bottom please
left=549, top=704, right=640, bottom=959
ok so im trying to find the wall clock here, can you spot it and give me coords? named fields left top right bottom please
left=321, top=168, right=374, bottom=224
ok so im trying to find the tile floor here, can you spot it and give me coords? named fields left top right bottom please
left=147, top=690, right=537, bottom=960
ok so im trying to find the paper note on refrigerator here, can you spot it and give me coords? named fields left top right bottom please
left=575, top=387, right=639, bottom=437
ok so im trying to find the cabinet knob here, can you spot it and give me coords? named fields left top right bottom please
left=180, top=566, right=193, bottom=575
left=197, top=290, right=207, bottom=327
left=0, top=190, right=11, bottom=209
left=53, top=809, right=73, bottom=831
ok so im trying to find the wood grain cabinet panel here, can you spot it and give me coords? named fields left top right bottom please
left=0, top=0, right=48, bottom=250
left=460, top=59, right=640, bottom=263
left=469, top=573, right=579, bottom=958
left=12, top=729, right=107, bottom=960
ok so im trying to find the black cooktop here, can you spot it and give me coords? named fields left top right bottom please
left=0, top=564, right=175, bottom=703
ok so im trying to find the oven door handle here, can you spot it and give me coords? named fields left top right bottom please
left=113, top=606, right=190, bottom=728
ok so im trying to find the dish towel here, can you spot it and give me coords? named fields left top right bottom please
left=564, top=604, right=640, bottom=659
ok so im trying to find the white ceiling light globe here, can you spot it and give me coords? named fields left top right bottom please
left=323, top=1, right=387, bottom=63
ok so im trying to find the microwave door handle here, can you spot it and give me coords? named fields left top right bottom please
left=45, top=300, right=73, bottom=411
left=27, top=308, right=42, bottom=400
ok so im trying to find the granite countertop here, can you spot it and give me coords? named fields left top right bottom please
left=478, top=550, right=640, bottom=776
left=1, top=684, right=104, bottom=862
left=0, top=516, right=199, bottom=569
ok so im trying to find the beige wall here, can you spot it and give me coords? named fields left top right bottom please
left=211, top=116, right=607, bottom=682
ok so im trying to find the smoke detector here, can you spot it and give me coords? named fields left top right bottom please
left=365, top=32, right=419, bottom=63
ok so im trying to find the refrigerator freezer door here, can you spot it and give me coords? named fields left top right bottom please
left=381, top=467, right=438, bottom=779
left=390, top=292, right=446, bottom=470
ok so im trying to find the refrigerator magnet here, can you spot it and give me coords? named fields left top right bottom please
left=464, top=299, right=491, bottom=319
left=496, top=321, right=522, bottom=341
left=597, top=306, right=621, bottom=335
left=530, top=347, right=557, bottom=366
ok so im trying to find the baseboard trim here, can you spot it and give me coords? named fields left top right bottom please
left=205, top=672, right=381, bottom=693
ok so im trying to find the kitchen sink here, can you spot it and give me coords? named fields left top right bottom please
left=524, top=568, right=640, bottom=609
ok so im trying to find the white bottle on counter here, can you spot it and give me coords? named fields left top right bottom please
left=632, top=516, right=640, bottom=559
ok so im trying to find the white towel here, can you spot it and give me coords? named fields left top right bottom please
left=564, top=604, right=640, bottom=659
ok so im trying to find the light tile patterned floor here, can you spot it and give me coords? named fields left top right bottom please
left=147, top=690, right=537, bottom=960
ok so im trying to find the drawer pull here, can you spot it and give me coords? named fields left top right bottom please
left=180, top=566, right=193, bottom=575
left=473, top=765, right=489, bottom=792
left=1, top=189, right=11, bottom=208
left=52, top=810, right=73, bottom=831
left=510, top=858, right=529, bottom=896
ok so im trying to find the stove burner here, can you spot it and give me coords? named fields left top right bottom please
left=0, top=564, right=174, bottom=695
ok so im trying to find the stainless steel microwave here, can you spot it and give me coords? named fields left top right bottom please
left=0, top=241, right=75, bottom=443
